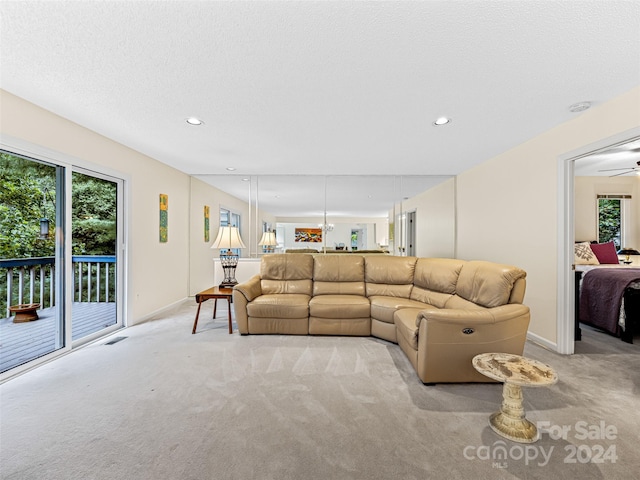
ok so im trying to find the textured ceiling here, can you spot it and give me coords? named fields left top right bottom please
left=1, top=1, right=639, bottom=216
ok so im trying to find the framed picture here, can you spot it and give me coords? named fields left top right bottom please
left=159, top=194, right=168, bottom=243
left=295, top=227, right=322, bottom=243
left=204, top=205, right=210, bottom=242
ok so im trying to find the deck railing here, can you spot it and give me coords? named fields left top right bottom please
left=1, top=255, right=116, bottom=317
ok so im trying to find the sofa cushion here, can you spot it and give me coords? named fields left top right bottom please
left=365, top=256, right=417, bottom=284
left=261, top=279, right=313, bottom=295
left=247, top=294, right=310, bottom=318
left=455, top=261, right=527, bottom=308
left=444, top=294, right=487, bottom=310
left=413, top=258, right=465, bottom=294
left=261, top=254, right=314, bottom=295
left=365, top=256, right=417, bottom=298
left=313, top=255, right=365, bottom=296
left=309, top=295, right=370, bottom=318
left=410, top=287, right=453, bottom=309
left=369, top=296, right=431, bottom=323
left=410, top=258, right=464, bottom=307
left=394, top=308, right=424, bottom=351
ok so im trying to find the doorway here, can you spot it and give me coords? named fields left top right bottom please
left=557, top=127, right=640, bottom=354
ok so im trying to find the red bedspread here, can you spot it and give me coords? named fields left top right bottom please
left=579, top=268, right=640, bottom=336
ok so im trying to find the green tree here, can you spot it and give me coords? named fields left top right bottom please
left=0, top=153, right=117, bottom=259
left=71, top=172, right=117, bottom=255
left=0, top=153, right=56, bottom=258
left=598, top=199, right=621, bottom=248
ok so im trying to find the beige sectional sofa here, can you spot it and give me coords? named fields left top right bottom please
left=233, top=254, right=530, bottom=383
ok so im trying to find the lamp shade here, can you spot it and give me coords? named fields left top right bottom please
left=258, top=231, right=277, bottom=247
left=617, top=247, right=640, bottom=256
left=211, top=226, right=246, bottom=250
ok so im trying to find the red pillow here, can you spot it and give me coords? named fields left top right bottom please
left=589, top=242, right=620, bottom=264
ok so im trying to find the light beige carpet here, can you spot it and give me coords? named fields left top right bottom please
left=0, top=301, right=638, bottom=480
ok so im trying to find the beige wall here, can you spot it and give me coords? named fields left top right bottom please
left=2, top=90, right=203, bottom=324
left=456, top=86, right=640, bottom=344
left=189, top=177, right=275, bottom=294
left=401, top=178, right=456, bottom=258
left=574, top=176, right=640, bottom=252
left=3, top=84, right=640, bottom=346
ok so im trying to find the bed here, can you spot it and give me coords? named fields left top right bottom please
left=575, top=265, right=640, bottom=344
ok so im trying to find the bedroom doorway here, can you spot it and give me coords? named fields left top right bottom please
left=558, top=127, right=640, bottom=354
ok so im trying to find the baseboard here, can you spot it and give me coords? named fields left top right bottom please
left=526, top=331, right=559, bottom=353
left=131, top=297, right=191, bottom=325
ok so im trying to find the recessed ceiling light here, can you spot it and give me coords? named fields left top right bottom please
left=226, top=167, right=236, bottom=171
left=186, top=117, right=204, bottom=125
left=241, top=178, right=250, bottom=182
left=433, top=117, right=451, bottom=126
left=568, top=102, right=591, bottom=113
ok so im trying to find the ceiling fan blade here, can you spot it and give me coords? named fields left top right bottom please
left=598, top=167, right=634, bottom=172
left=609, top=170, right=635, bottom=177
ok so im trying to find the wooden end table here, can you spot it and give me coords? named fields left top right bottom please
left=192, top=286, right=234, bottom=334
left=472, top=353, right=558, bottom=443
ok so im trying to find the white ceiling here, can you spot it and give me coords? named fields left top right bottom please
left=1, top=1, right=639, bottom=216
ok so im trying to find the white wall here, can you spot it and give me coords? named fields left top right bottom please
left=455, top=86, right=640, bottom=344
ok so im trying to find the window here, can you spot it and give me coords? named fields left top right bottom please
left=597, top=195, right=631, bottom=249
left=219, top=208, right=242, bottom=255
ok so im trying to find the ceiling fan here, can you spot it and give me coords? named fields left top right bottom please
left=598, top=159, right=640, bottom=177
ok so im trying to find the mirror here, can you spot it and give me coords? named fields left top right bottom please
left=191, top=173, right=456, bottom=260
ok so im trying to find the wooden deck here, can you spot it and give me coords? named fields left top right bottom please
left=0, top=302, right=116, bottom=373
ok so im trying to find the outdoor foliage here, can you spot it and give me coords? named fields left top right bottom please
left=71, top=172, right=117, bottom=255
left=598, top=199, right=621, bottom=248
left=0, top=152, right=56, bottom=258
left=0, top=152, right=117, bottom=259
left=1, top=153, right=117, bottom=313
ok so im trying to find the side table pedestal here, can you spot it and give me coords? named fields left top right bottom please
left=473, top=353, right=558, bottom=444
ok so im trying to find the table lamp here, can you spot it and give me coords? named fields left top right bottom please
left=211, top=226, right=246, bottom=287
left=617, top=247, right=640, bottom=265
left=258, top=231, right=277, bottom=253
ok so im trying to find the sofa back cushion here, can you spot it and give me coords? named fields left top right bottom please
left=313, top=255, right=365, bottom=296
left=454, top=260, right=527, bottom=308
left=410, top=258, right=466, bottom=308
left=260, top=254, right=314, bottom=295
left=365, top=256, right=417, bottom=298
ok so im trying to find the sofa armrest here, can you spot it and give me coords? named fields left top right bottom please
left=234, top=275, right=263, bottom=302
left=233, top=275, right=262, bottom=334
left=416, top=304, right=530, bottom=327
left=414, top=304, right=531, bottom=383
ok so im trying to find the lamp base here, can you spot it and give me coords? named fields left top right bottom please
left=219, top=253, right=239, bottom=288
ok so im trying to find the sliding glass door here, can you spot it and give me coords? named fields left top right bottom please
left=0, top=153, right=124, bottom=376
left=70, top=169, right=122, bottom=344
left=0, top=152, right=64, bottom=372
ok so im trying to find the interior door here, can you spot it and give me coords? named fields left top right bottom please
left=406, top=211, right=416, bottom=257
